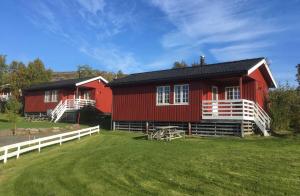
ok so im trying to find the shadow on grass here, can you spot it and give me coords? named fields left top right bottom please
left=133, top=135, right=147, bottom=140
left=0, top=119, right=9, bottom=123
left=271, top=131, right=299, bottom=138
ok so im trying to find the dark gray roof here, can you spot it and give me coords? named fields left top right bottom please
left=109, top=57, right=265, bottom=87
left=24, top=77, right=94, bottom=91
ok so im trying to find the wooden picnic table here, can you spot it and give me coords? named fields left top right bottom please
left=148, top=126, right=185, bottom=141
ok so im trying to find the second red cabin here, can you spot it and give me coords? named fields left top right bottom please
left=24, top=76, right=112, bottom=122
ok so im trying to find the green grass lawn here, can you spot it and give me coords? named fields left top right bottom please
left=0, top=131, right=299, bottom=196
left=0, top=113, right=76, bottom=131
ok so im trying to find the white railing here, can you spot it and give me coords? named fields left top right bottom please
left=0, top=125, right=100, bottom=164
left=202, top=99, right=271, bottom=136
left=0, top=94, right=10, bottom=101
left=50, top=99, right=96, bottom=122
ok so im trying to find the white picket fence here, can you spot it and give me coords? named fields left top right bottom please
left=0, top=125, right=100, bottom=164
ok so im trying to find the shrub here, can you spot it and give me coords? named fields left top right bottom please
left=269, top=84, right=300, bottom=133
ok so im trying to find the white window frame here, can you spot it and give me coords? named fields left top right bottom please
left=83, top=91, right=91, bottom=100
left=174, top=84, right=189, bottom=105
left=225, top=86, right=240, bottom=100
left=156, top=86, right=170, bottom=105
left=45, top=90, right=59, bottom=103
left=44, top=91, right=51, bottom=103
left=211, top=86, right=218, bottom=101
left=51, top=90, right=58, bottom=102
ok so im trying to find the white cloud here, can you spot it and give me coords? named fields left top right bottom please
left=77, top=0, right=105, bottom=15
left=210, top=42, right=271, bottom=61
left=23, top=0, right=140, bottom=72
left=79, top=45, right=142, bottom=73
left=149, top=0, right=282, bottom=61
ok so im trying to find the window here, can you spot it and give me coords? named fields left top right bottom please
left=174, top=84, right=189, bottom=104
left=225, top=87, right=240, bottom=100
left=212, top=86, right=218, bottom=101
left=83, top=91, right=91, bottom=100
left=44, top=91, right=51, bottom=102
left=44, top=90, right=58, bottom=103
left=51, top=90, right=58, bottom=102
left=156, top=86, right=170, bottom=105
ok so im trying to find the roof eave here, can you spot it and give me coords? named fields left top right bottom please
left=247, top=59, right=278, bottom=88
left=109, top=71, right=247, bottom=87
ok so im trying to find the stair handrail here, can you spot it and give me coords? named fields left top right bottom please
left=50, top=100, right=64, bottom=119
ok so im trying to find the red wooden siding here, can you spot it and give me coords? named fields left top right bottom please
left=249, top=66, right=270, bottom=109
left=112, top=81, right=204, bottom=122
left=112, top=74, right=268, bottom=122
left=24, top=90, right=65, bottom=113
left=79, top=80, right=112, bottom=113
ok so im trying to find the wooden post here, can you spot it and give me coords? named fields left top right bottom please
left=4, top=147, right=8, bottom=164
left=239, top=77, right=243, bottom=99
left=17, top=145, right=20, bottom=159
left=241, top=122, right=245, bottom=138
left=188, top=122, right=192, bottom=135
left=146, top=122, right=149, bottom=134
left=60, top=136, right=62, bottom=146
left=77, top=111, right=81, bottom=125
left=113, top=121, right=116, bottom=131
left=76, top=87, right=79, bottom=99
left=38, top=141, right=41, bottom=153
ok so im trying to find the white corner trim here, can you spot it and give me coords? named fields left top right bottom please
left=247, top=59, right=278, bottom=88
left=76, top=76, right=109, bottom=86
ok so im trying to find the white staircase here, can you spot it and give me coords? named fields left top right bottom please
left=253, top=102, right=271, bottom=136
left=50, top=99, right=96, bottom=123
left=202, top=99, right=271, bottom=136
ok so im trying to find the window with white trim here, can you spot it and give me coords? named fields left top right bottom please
left=44, top=91, right=51, bottom=103
left=225, top=87, right=240, bottom=100
left=51, top=90, right=58, bottom=102
left=156, top=86, right=170, bottom=105
left=174, top=84, right=189, bottom=104
left=44, top=90, right=58, bottom=103
left=83, top=91, right=91, bottom=100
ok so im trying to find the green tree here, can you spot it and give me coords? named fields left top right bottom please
left=0, top=55, right=8, bottom=85
left=172, top=60, right=188, bottom=69
left=8, top=61, right=27, bottom=97
left=5, top=96, right=22, bottom=135
left=297, top=64, right=300, bottom=88
left=269, top=83, right=300, bottom=132
left=77, top=65, right=97, bottom=78
left=116, top=70, right=126, bottom=79
left=26, top=59, right=52, bottom=85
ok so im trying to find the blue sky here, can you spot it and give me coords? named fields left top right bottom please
left=0, top=0, right=299, bottom=85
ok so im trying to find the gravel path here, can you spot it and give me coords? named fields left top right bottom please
left=0, top=130, right=70, bottom=146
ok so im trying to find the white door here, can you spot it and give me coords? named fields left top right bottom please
left=212, top=86, right=218, bottom=116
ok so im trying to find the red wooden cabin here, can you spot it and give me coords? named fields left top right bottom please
left=23, top=76, right=112, bottom=122
left=110, top=57, right=277, bottom=137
